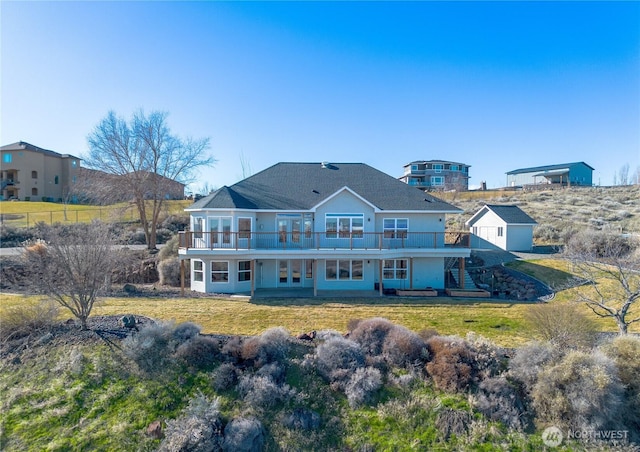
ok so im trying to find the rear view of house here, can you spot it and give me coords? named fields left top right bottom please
left=466, top=205, right=537, bottom=251
left=178, top=162, right=471, bottom=296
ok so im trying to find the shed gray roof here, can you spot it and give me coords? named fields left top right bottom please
left=190, top=162, right=462, bottom=212
left=466, top=204, right=537, bottom=226
left=1, top=141, right=81, bottom=160
left=506, top=162, right=594, bottom=175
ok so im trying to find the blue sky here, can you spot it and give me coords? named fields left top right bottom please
left=2, top=1, right=639, bottom=191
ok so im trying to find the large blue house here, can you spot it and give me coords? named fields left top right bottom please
left=178, top=162, right=470, bottom=296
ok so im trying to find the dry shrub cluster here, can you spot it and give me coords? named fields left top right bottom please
left=122, top=321, right=220, bottom=375
left=240, top=327, right=291, bottom=367
left=348, top=317, right=428, bottom=370
left=0, top=299, right=59, bottom=342
left=524, top=302, right=598, bottom=350
left=531, top=351, right=624, bottom=432
left=159, top=394, right=224, bottom=452
left=425, top=336, right=475, bottom=393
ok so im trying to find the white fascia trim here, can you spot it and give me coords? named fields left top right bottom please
left=310, top=186, right=379, bottom=212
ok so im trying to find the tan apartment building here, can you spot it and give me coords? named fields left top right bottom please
left=1, top=141, right=82, bottom=201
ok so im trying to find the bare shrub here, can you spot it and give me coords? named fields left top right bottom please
left=465, top=332, right=506, bottom=380
left=221, top=335, right=244, bottom=363
left=158, top=257, right=181, bottom=287
left=174, top=336, right=221, bottom=371
left=471, top=376, right=529, bottom=431
left=348, top=317, right=395, bottom=356
left=418, top=328, right=439, bottom=341
left=601, top=335, right=640, bottom=439
left=122, top=321, right=201, bottom=375
left=508, top=341, right=560, bottom=391
left=0, top=299, right=59, bottom=342
left=531, top=350, right=624, bottom=431
left=315, top=336, right=365, bottom=387
left=426, top=336, right=475, bottom=393
left=524, top=302, right=597, bottom=350
left=255, top=362, right=286, bottom=384
left=171, top=321, right=200, bottom=342
left=435, top=408, right=473, bottom=440
left=122, top=322, right=176, bottom=374
left=159, top=393, right=224, bottom=452
left=237, top=374, right=295, bottom=409
left=282, top=408, right=321, bottom=431
left=381, top=325, right=428, bottom=368
left=345, top=366, right=383, bottom=408
left=222, top=416, right=265, bottom=452
left=241, top=327, right=290, bottom=367
left=212, top=363, right=238, bottom=391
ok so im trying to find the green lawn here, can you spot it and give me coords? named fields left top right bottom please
left=2, top=257, right=634, bottom=346
left=0, top=200, right=190, bottom=227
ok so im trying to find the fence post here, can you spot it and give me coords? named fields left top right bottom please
left=50, top=211, right=53, bottom=225
left=76, top=210, right=79, bottom=223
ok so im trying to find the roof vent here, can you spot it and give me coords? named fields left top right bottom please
left=321, top=161, right=330, bottom=169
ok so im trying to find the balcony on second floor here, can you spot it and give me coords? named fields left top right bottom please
left=178, top=230, right=470, bottom=251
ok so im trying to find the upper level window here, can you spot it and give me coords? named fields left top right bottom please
left=411, top=164, right=418, bottom=171
left=72, top=160, right=77, bottom=167
left=383, top=218, right=408, bottom=238
left=193, top=217, right=205, bottom=239
left=326, top=214, right=364, bottom=239
left=451, top=165, right=458, bottom=171
left=210, top=217, right=232, bottom=244
left=238, top=218, right=251, bottom=239
left=433, top=164, right=443, bottom=173
left=32, top=171, right=38, bottom=179
left=2, top=153, right=11, bottom=163
left=431, top=176, right=444, bottom=186
left=498, top=227, right=504, bottom=237
left=54, top=176, right=59, bottom=185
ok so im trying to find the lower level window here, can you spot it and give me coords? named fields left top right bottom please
left=383, top=259, right=407, bottom=280
left=326, top=259, right=363, bottom=280
left=238, top=260, right=251, bottom=282
left=211, top=261, right=229, bottom=282
left=193, top=260, right=204, bottom=282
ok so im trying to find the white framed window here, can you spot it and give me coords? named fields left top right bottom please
left=306, top=260, right=313, bottom=279
left=473, top=226, right=478, bottom=235
left=193, top=260, right=204, bottom=282
left=211, top=261, right=229, bottom=282
left=411, top=164, right=418, bottom=172
left=383, top=259, right=408, bottom=280
left=383, top=218, right=408, bottom=238
left=431, top=176, right=444, bottom=186
left=238, top=260, right=251, bottom=282
left=325, top=214, right=364, bottom=239
left=433, top=164, right=443, bottom=173
left=209, top=217, right=232, bottom=245
left=238, top=218, right=251, bottom=239
left=497, top=227, right=504, bottom=237
left=193, top=217, right=205, bottom=239
left=325, top=259, right=363, bottom=280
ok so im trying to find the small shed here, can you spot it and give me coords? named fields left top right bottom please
left=466, top=205, right=537, bottom=251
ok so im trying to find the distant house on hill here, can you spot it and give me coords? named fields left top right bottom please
left=466, top=205, right=537, bottom=251
left=399, top=160, right=471, bottom=191
left=0, top=141, right=82, bottom=201
left=506, top=162, right=594, bottom=188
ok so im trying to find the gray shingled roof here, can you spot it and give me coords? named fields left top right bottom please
left=466, top=205, right=537, bottom=226
left=189, top=162, right=462, bottom=212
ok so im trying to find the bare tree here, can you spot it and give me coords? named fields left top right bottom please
left=23, top=221, right=118, bottom=330
left=564, top=230, right=640, bottom=334
left=618, top=163, right=630, bottom=186
left=86, top=110, right=214, bottom=249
